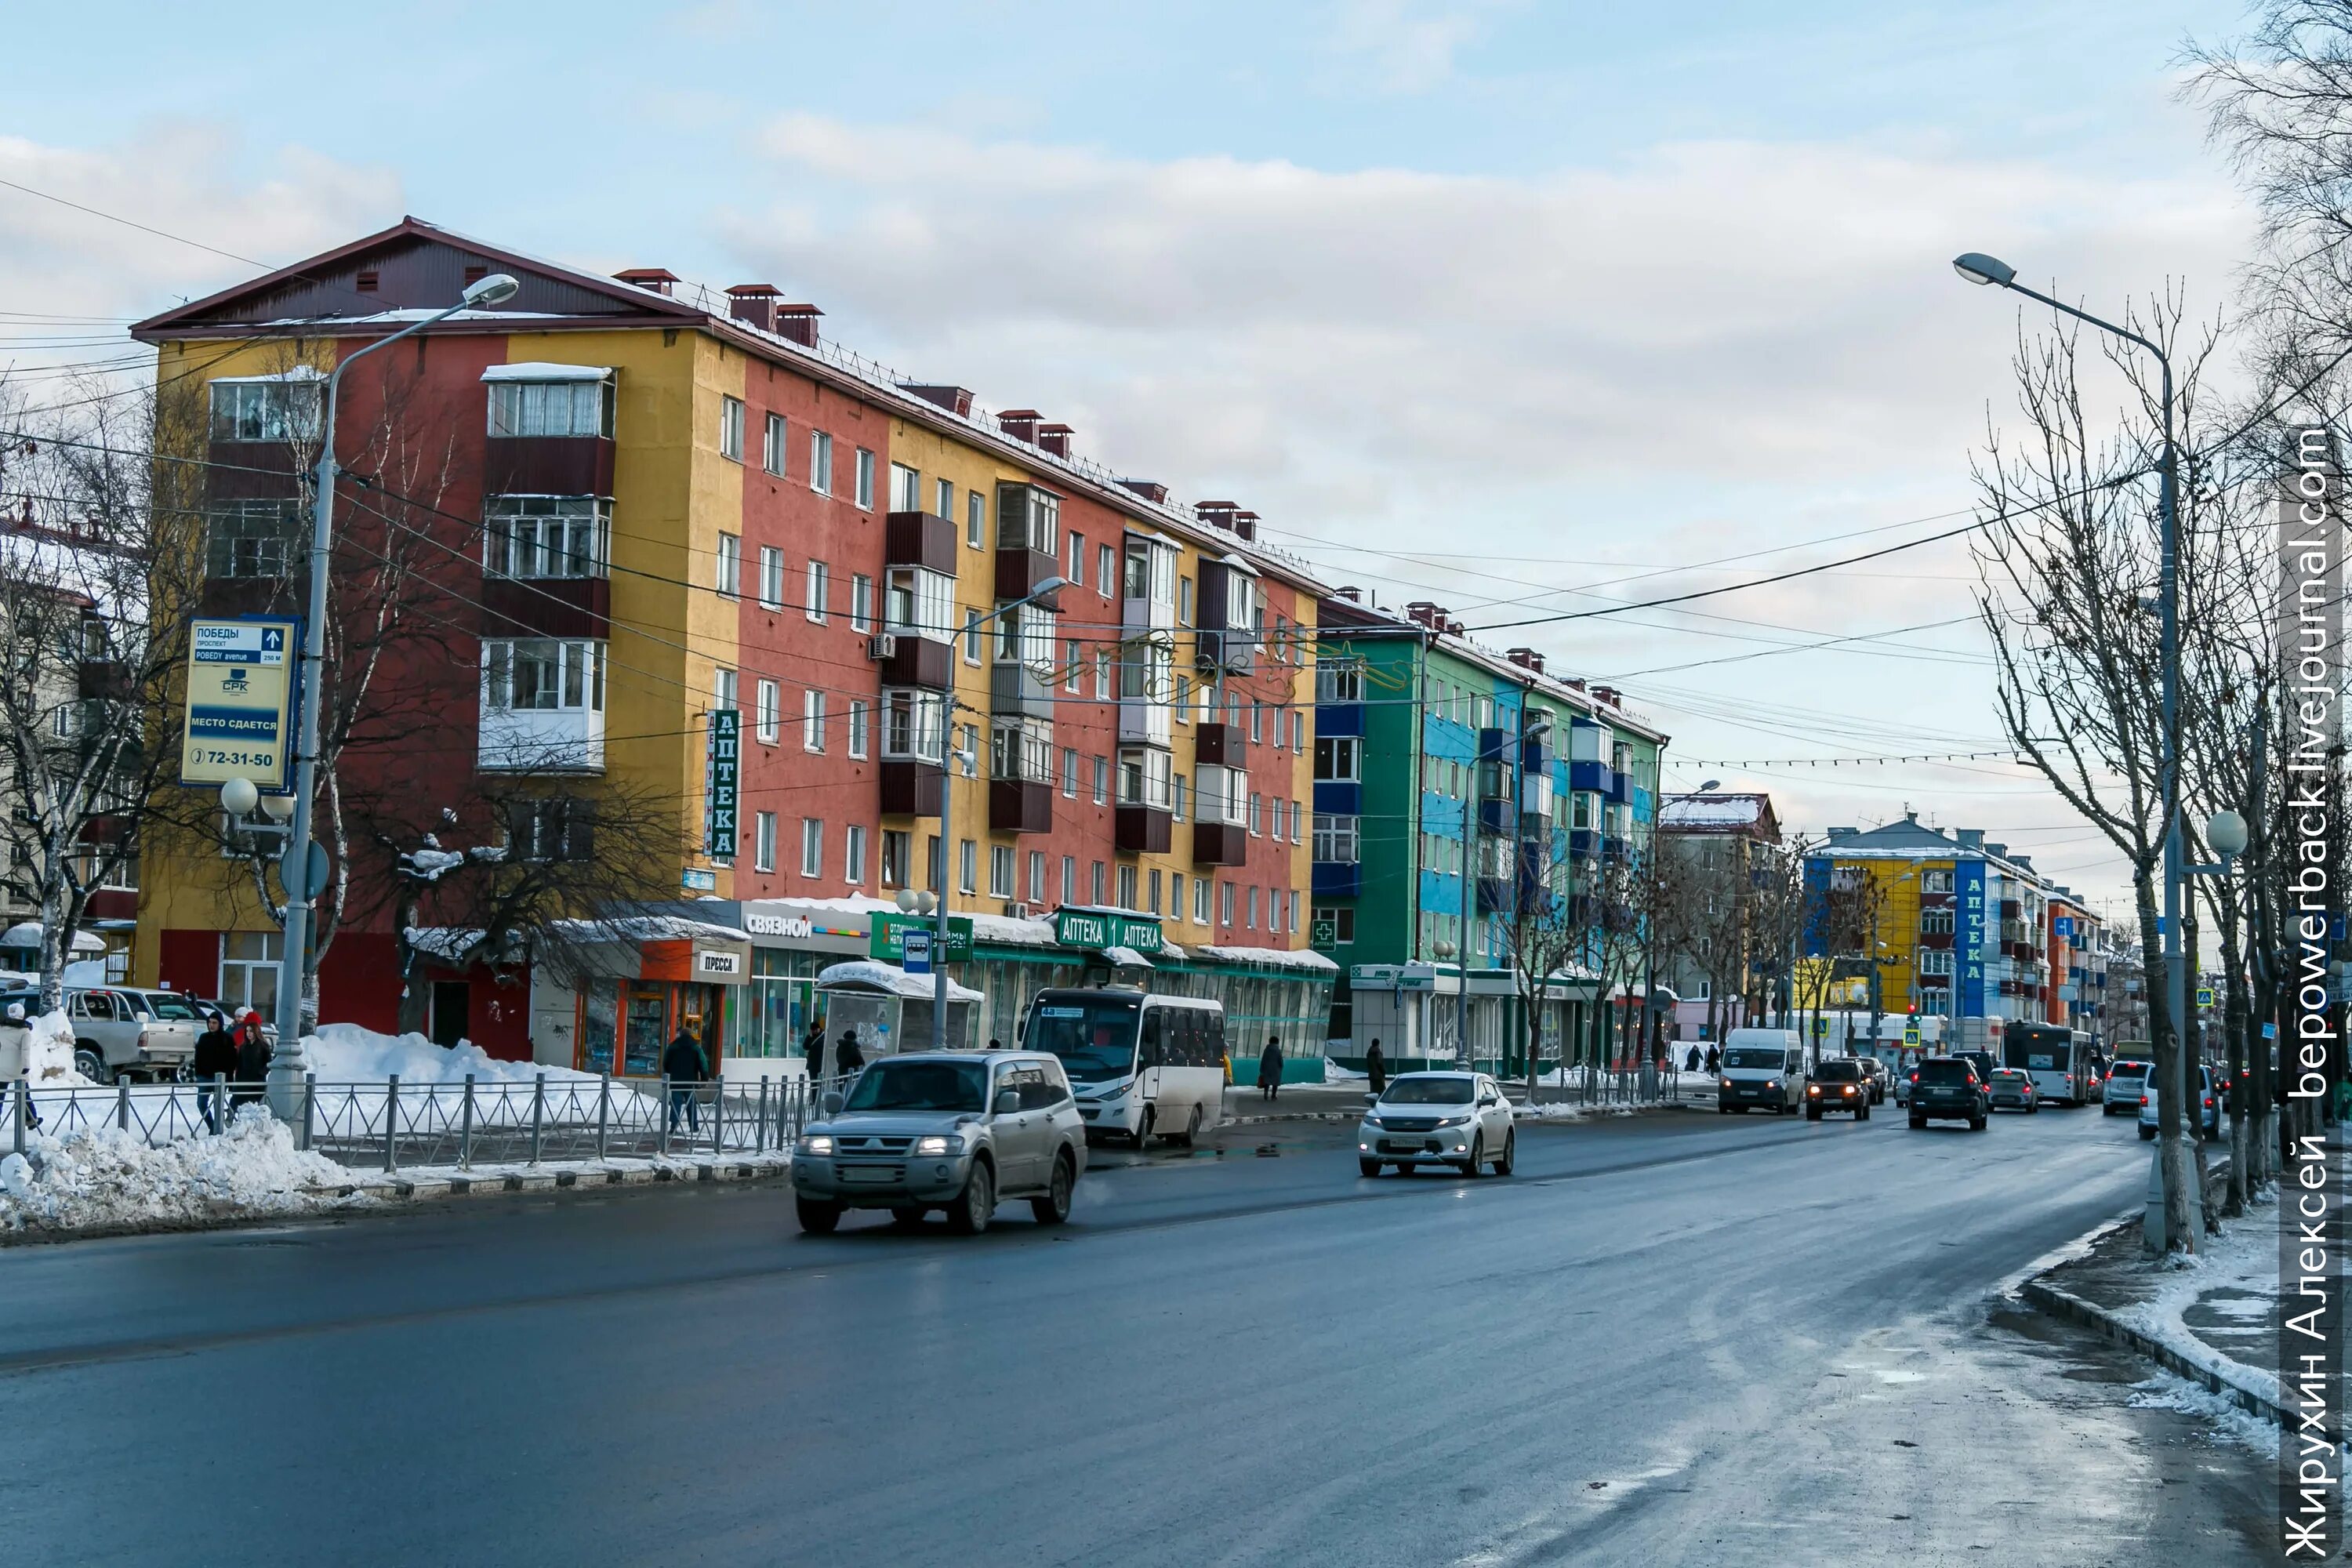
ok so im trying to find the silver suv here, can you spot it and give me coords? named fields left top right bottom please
left=2100, top=1059, right=2151, bottom=1116
left=792, top=1051, right=1087, bottom=1235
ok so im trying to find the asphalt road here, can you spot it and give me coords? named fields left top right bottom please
left=0, top=1100, right=2277, bottom=1566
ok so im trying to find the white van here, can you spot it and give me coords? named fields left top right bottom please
left=1716, top=1027, right=1806, bottom=1115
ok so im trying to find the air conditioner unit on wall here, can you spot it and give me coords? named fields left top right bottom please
left=1006, top=901, right=1031, bottom=920
left=866, top=634, right=897, bottom=660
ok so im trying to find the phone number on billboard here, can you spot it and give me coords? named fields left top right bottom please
left=187, top=749, right=276, bottom=768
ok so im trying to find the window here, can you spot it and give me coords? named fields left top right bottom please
left=1178, top=576, right=1194, bottom=625
left=1091, top=861, right=1108, bottom=904
left=481, top=639, right=605, bottom=713
left=1920, top=906, right=1955, bottom=935
left=806, top=561, right=829, bottom=622
left=1065, top=639, right=1083, bottom=693
left=1148, top=869, right=1163, bottom=915
left=848, top=699, right=870, bottom=759
left=958, top=724, right=978, bottom=778
left=1175, top=674, right=1191, bottom=723
left=855, top=448, right=876, bottom=510
left=881, top=829, right=910, bottom=888
left=759, top=546, right=784, bottom=609
left=851, top=574, right=873, bottom=633
left=1314, top=735, right=1361, bottom=782
left=219, top=931, right=285, bottom=1017
left=719, top=396, right=746, bottom=461
left=1171, top=873, right=1187, bottom=921
left=714, top=666, right=738, bottom=712
left=716, top=532, right=741, bottom=597
left=1220, top=880, right=1235, bottom=927
left=1247, top=887, right=1260, bottom=930
left=485, top=497, right=608, bottom=579
left=1313, top=906, right=1356, bottom=945
left=1069, top=532, right=1086, bottom=587
left=1094, top=649, right=1113, bottom=701
left=803, top=689, right=826, bottom=752
left=205, top=499, right=299, bottom=579
left=1098, top=544, right=1116, bottom=598
left=210, top=375, right=321, bottom=443
left=809, top=431, right=833, bottom=494
left=936, top=477, right=953, bottom=518
left=889, top=462, right=920, bottom=514
left=503, top=799, right=595, bottom=863
left=754, top=811, right=777, bottom=873
left=755, top=679, right=780, bottom=744
left=884, top=689, right=947, bottom=764
left=1193, top=877, right=1211, bottom=924
left=1118, top=865, right=1138, bottom=909
left=967, top=490, right=985, bottom=548
left=1092, top=757, right=1109, bottom=804
left=484, top=375, right=613, bottom=439
left=1249, top=793, right=1263, bottom=836
left=1314, top=814, right=1360, bottom=862
left=1172, top=773, right=1187, bottom=822
left=800, top=818, right=824, bottom=877
left=1029, top=849, right=1047, bottom=901
left=886, top=567, right=956, bottom=642
left=844, top=825, right=869, bottom=886
left=763, top=412, right=787, bottom=476
left=1062, top=747, right=1079, bottom=797
left=1193, top=764, right=1247, bottom=827
left=1919, top=948, right=1955, bottom=977
left=1923, top=869, right=1955, bottom=894
left=1062, top=855, right=1078, bottom=904
left=964, top=608, right=983, bottom=665
left=960, top=839, right=978, bottom=895
left=1249, top=701, right=1263, bottom=743
left=1117, top=746, right=1173, bottom=809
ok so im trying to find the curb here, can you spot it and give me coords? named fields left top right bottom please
left=337, top=1156, right=793, bottom=1203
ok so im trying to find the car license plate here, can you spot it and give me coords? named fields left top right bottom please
left=1381, top=1139, right=1426, bottom=1154
left=840, top=1166, right=896, bottom=1184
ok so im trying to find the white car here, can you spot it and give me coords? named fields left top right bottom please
left=1356, top=1071, right=1515, bottom=1178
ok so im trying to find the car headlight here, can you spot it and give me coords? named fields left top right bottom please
left=797, top=1134, right=834, bottom=1156
left=1436, top=1113, right=1472, bottom=1127
left=1720, top=1079, right=1733, bottom=1090
left=1766, top=1080, right=1781, bottom=1091
left=913, top=1134, right=960, bottom=1156
left=1362, top=1116, right=1385, bottom=1130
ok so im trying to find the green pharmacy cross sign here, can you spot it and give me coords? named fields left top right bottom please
left=1054, top=907, right=1162, bottom=953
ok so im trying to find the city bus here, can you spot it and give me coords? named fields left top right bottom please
left=2004, top=1023, right=2095, bottom=1105
left=1019, top=988, right=1227, bottom=1148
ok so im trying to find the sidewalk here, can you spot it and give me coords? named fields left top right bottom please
left=2020, top=1167, right=2326, bottom=1446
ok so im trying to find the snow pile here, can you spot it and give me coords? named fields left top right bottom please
left=306, top=1023, right=597, bottom=1086
left=1509, top=1101, right=1644, bottom=1122
left=2110, top=1210, right=2283, bottom=1410
left=1323, top=1060, right=1367, bottom=1082
left=17, top=1008, right=95, bottom=1089
left=0, top=1105, right=357, bottom=1234
left=2128, top=1374, right=2281, bottom=1459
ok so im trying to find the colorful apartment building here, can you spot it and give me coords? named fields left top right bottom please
left=128, top=217, right=1331, bottom=1075
left=1312, top=595, right=1668, bottom=1073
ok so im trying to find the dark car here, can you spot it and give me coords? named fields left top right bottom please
left=1806, top=1058, right=1873, bottom=1120
left=1908, top=1056, right=1989, bottom=1131
left=1858, top=1057, right=1891, bottom=1105
left=1955, top=1049, right=1998, bottom=1087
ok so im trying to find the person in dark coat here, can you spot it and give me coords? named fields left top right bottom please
left=1258, top=1036, right=1283, bottom=1102
left=1685, top=1043, right=1702, bottom=1073
left=192, top=1015, right=239, bottom=1133
left=835, top=1029, right=866, bottom=1080
left=1704, top=1044, right=1720, bottom=1075
left=662, top=1020, right=708, bottom=1132
left=804, top=1021, right=827, bottom=1087
left=230, top=1011, right=271, bottom=1109
left=1365, top=1038, right=1387, bottom=1097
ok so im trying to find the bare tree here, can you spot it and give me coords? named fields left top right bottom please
left=0, top=374, right=205, bottom=1008
left=1497, top=826, right=1584, bottom=1104
left=1969, top=298, right=2231, bottom=1250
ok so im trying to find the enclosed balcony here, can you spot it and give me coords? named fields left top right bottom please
left=1195, top=720, right=1243, bottom=767
left=1192, top=822, right=1247, bottom=867
left=878, top=760, right=942, bottom=817
left=884, top=510, right=959, bottom=574
left=995, top=482, right=1062, bottom=599
left=990, top=779, right=1054, bottom=834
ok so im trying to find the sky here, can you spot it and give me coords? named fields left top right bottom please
left=0, top=0, right=2266, bottom=920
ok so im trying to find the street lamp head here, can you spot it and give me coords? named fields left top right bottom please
left=461, top=272, right=521, bottom=307
left=918, top=891, right=939, bottom=915
left=895, top=888, right=919, bottom=913
left=1697, top=779, right=1721, bottom=792
left=1951, top=252, right=2016, bottom=289
left=259, top=792, right=296, bottom=822
left=220, top=777, right=259, bottom=817
left=2205, top=808, right=2249, bottom=859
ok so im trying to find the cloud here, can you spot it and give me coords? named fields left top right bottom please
left=0, top=124, right=401, bottom=388
left=1318, top=0, right=1515, bottom=94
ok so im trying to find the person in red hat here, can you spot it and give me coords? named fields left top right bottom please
left=230, top=1011, right=271, bottom=1110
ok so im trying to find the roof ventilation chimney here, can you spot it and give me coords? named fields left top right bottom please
left=1116, top=478, right=1170, bottom=503
left=724, top=283, right=781, bottom=333
left=998, top=408, right=1042, bottom=444
left=1037, top=423, right=1075, bottom=459
left=614, top=267, right=679, bottom=296
left=900, top=383, right=975, bottom=417
left=1333, top=586, right=1363, bottom=603
left=1195, top=500, right=1238, bottom=531
left=1232, top=510, right=1260, bottom=542
left=772, top=303, right=823, bottom=347
left=1592, top=684, right=1619, bottom=707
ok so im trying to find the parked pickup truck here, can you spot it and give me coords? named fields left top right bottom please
left=63, top=987, right=203, bottom=1083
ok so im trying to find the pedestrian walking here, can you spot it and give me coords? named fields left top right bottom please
left=1365, top=1037, right=1387, bottom=1096
left=1258, top=1036, right=1283, bottom=1102
left=193, top=1011, right=238, bottom=1133
left=1684, top=1043, right=1701, bottom=1073
left=1704, top=1044, right=1720, bottom=1075
left=804, top=1021, right=827, bottom=1090
left=231, top=1011, right=270, bottom=1110
left=662, top=1018, right=708, bottom=1132
left=836, top=1029, right=866, bottom=1080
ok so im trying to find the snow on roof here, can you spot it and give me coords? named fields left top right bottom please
left=1189, top=944, right=1339, bottom=973
left=0, top=923, right=107, bottom=953
left=815, top=960, right=983, bottom=1001
left=480, top=361, right=614, bottom=383
left=1100, top=945, right=1154, bottom=968
left=547, top=916, right=750, bottom=944
left=1658, top=793, right=1769, bottom=829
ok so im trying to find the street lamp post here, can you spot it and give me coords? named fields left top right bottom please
left=269, top=272, right=519, bottom=1117
left=1955, top=250, right=2189, bottom=1236
left=929, top=575, right=1068, bottom=1051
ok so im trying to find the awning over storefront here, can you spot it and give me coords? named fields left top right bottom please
left=815, top=960, right=982, bottom=1002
